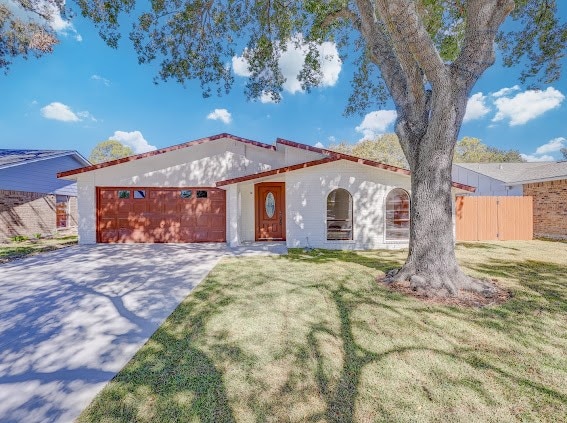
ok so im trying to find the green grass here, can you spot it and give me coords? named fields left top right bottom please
left=0, top=235, right=77, bottom=263
left=79, top=241, right=567, bottom=422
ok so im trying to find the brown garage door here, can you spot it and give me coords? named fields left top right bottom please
left=97, top=187, right=226, bottom=243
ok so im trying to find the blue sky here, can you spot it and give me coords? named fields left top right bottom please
left=0, top=4, right=566, bottom=162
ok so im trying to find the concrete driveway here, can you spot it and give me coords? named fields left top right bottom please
left=0, top=243, right=281, bottom=423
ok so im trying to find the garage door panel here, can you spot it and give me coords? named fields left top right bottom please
left=180, top=216, right=197, bottom=227
left=132, top=201, right=148, bottom=213
left=195, top=201, right=211, bottom=213
left=99, top=229, right=118, bottom=243
left=97, top=187, right=226, bottom=243
left=98, top=217, right=116, bottom=230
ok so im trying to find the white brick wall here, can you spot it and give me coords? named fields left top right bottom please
left=285, top=160, right=411, bottom=250
left=75, top=138, right=285, bottom=244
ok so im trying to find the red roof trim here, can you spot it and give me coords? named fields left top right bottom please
left=57, top=133, right=275, bottom=178
left=276, top=138, right=476, bottom=192
left=216, top=157, right=338, bottom=187
left=276, top=138, right=411, bottom=175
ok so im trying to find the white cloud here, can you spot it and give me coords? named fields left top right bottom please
left=109, top=130, right=156, bottom=153
left=232, top=35, right=342, bottom=97
left=207, top=108, right=232, bottom=124
left=520, top=153, right=555, bottom=162
left=463, top=92, right=490, bottom=122
left=314, top=142, right=324, bottom=148
left=91, top=74, right=110, bottom=86
left=40, top=102, right=97, bottom=123
left=521, top=137, right=566, bottom=162
left=492, top=87, right=565, bottom=126
left=355, top=110, right=397, bottom=141
left=535, top=137, right=566, bottom=155
left=492, top=85, right=520, bottom=98
left=40, top=102, right=79, bottom=122
left=259, top=91, right=277, bottom=104
left=39, top=1, right=82, bottom=41
left=77, top=111, right=97, bottom=122
left=232, top=54, right=252, bottom=77
left=328, top=136, right=336, bottom=143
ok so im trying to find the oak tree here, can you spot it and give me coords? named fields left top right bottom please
left=9, top=1, right=564, bottom=297
left=331, top=135, right=523, bottom=167
left=0, top=1, right=62, bottom=71
left=89, top=140, right=134, bottom=164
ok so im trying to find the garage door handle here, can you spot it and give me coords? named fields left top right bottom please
left=279, top=211, right=282, bottom=225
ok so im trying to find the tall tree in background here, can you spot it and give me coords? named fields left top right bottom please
left=4, top=1, right=566, bottom=297
left=331, top=135, right=523, bottom=167
left=453, top=137, right=524, bottom=163
left=330, top=134, right=409, bottom=168
left=89, top=140, right=134, bottom=164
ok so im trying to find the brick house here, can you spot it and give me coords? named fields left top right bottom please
left=0, top=150, right=90, bottom=242
left=511, top=162, right=567, bottom=240
left=452, top=161, right=567, bottom=240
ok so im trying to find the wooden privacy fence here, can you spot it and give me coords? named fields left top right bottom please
left=455, top=196, right=533, bottom=241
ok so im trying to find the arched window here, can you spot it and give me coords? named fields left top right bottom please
left=385, top=189, right=410, bottom=241
left=327, top=189, right=353, bottom=240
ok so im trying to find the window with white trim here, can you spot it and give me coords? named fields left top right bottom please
left=385, top=188, right=410, bottom=241
left=327, top=189, right=353, bottom=240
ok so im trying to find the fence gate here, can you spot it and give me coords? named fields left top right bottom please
left=455, top=196, right=533, bottom=241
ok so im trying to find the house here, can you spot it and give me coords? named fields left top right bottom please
left=452, top=161, right=567, bottom=240
left=508, top=161, right=567, bottom=240
left=451, top=162, right=550, bottom=196
left=0, top=149, right=91, bottom=241
left=58, top=133, right=474, bottom=249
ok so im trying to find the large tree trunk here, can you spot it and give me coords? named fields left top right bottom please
left=387, top=96, right=496, bottom=298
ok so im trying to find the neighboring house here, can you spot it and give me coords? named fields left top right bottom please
left=0, top=150, right=91, bottom=241
left=452, top=162, right=549, bottom=196
left=509, top=161, right=567, bottom=240
left=58, top=133, right=474, bottom=249
left=452, top=161, right=567, bottom=240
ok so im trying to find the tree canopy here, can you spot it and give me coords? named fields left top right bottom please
left=330, top=135, right=524, bottom=167
left=88, top=140, right=134, bottom=164
left=6, top=0, right=565, bottom=297
left=0, top=1, right=61, bottom=71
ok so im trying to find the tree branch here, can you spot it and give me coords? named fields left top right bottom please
left=452, top=0, right=515, bottom=92
left=353, top=0, right=409, bottom=113
left=321, top=8, right=360, bottom=30
left=374, top=0, right=448, bottom=88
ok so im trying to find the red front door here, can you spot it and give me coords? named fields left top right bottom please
left=255, top=182, right=285, bottom=240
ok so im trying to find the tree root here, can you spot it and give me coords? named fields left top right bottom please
left=382, top=266, right=504, bottom=305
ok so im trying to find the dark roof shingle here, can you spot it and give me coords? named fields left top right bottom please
left=0, top=149, right=76, bottom=169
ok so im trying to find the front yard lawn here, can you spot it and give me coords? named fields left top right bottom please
left=79, top=240, right=567, bottom=422
left=0, top=235, right=77, bottom=263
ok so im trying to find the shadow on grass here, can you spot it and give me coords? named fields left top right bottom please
left=469, top=259, right=567, bottom=313
left=80, top=249, right=567, bottom=422
left=79, top=273, right=238, bottom=423
left=456, top=242, right=520, bottom=251
left=286, top=248, right=404, bottom=273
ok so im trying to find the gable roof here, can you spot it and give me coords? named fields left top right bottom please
left=453, top=162, right=553, bottom=183
left=218, top=143, right=476, bottom=192
left=57, top=133, right=275, bottom=179
left=507, top=161, right=567, bottom=185
left=454, top=161, right=567, bottom=185
left=57, top=133, right=475, bottom=191
left=276, top=138, right=411, bottom=175
left=0, top=149, right=90, bottom=170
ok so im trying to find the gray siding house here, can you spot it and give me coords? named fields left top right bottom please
left=451, top=162, right=551, bottom=196
left=0, top=150, right=90, bottom=241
